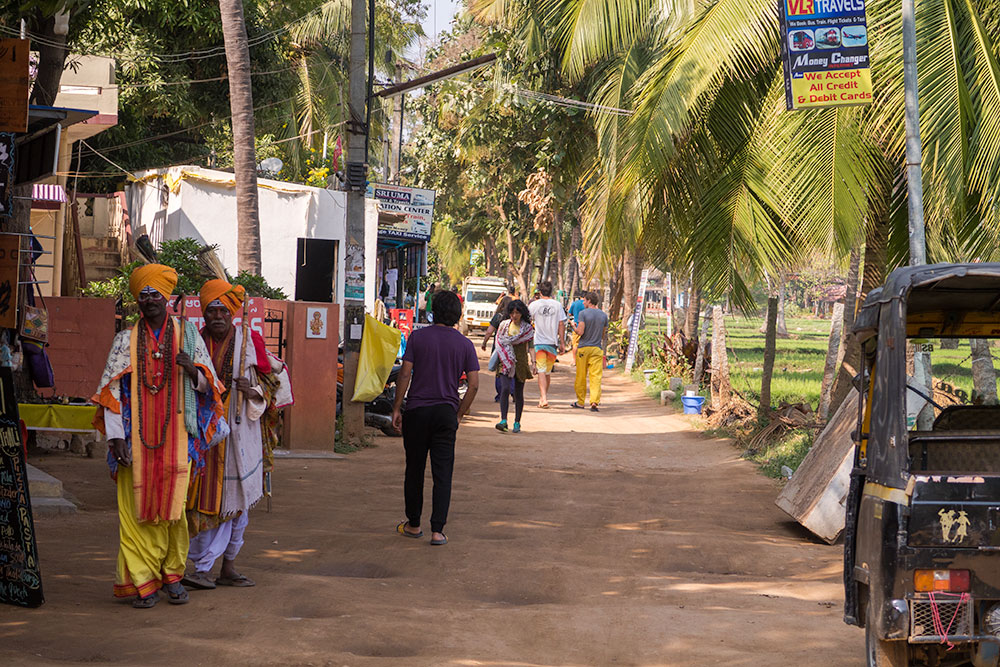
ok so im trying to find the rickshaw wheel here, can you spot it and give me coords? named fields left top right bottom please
left=866, top=613, right=910, bottom=666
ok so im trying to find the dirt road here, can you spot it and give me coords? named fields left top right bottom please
left=2, top=358, right=863, bottom=665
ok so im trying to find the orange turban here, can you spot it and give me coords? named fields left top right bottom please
left=129, top=264, right=178, bottom=300
left=199, top=279, right=246, bottom=316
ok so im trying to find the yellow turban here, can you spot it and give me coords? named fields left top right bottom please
left=129, top=264, right=178, bottom=300
left=199, top=279, right=246, bottom=316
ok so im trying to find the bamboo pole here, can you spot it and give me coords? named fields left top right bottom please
left=235, top=297, right=250, bottom=425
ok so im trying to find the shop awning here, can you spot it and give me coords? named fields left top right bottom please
left=19, top=403, right=97, bottom=432
left=31, top=183, right=67, bottom=210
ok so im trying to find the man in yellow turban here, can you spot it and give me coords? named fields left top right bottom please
left=183, top=279, right=267, bottom=590
left=93, top=264, right=227, bottom=608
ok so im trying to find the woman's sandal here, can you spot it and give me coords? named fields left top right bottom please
left=132, top=592, right=159, bottom=609
left=163, top=582, right=189, bottom=605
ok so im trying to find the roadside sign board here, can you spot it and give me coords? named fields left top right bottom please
left=0, top=233, right=18, bottom=328
left=625, top=268, right=651, bottom=373
left=0, top=366, right=44, bottom=608
left=779, top=0, right=872, bottom=110
left=0, top=134, right=13, bottom=218
left=366, top=183, right=435, bottom=242
left=167, top=296, right=266, bottom=336
left=0, top=39, right=29, bottom=133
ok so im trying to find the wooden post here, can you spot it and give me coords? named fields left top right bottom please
left=819, top=302, right=846, bottom=419
left=759, top=296, right=779, bottom=419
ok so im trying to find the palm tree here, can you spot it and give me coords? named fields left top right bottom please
left=219, top=0, right=262, bottom=274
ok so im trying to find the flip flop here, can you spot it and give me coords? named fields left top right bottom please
left=216, top=573, right=255, bottom=587
left=163, top=582, right=189, bottom=605
left=538, top=402, right=550, bottom=409
left=590, top=404, right=600, bottom=412
left=182, top=572, right=217, bottom=590
left=571, top=402, right=585, bottom=409
left=132, top=592, right=159, bottom=609
left=430, top=534, right=448, bottom=546
left=397, top=520, right=423, bottom=538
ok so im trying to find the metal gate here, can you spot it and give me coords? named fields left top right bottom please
left=264, top=308, right=285, bottom=359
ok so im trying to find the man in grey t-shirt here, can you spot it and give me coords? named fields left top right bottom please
left=571, top=291, right=609, bottom=412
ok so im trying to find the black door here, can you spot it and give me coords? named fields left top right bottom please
left=295, top=238, right=337, bottom=302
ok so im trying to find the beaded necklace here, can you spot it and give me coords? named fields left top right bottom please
left=136, top=318, right=175, bottom=450
left=204, top=328, right=236, bottom=399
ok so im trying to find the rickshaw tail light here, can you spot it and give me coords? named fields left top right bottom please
left=914, top=569, right=970, bottom=592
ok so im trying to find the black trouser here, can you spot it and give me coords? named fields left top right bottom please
left=498, top=374, right=524, bottom=423
left=402, top=404, right=458, bottom=533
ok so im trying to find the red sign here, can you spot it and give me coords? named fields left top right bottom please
left=168, top=296, right=266, bottom=337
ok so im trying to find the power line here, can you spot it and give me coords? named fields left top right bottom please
left=0, top=4, right=326, bottom=63
left=108, top=65, right=298, bottom=89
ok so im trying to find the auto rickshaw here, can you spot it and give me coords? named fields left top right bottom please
left=844, top=263, right=1000, bottom=666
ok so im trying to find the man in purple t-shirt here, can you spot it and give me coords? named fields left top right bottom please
left=391, top=290, right=480, bottom=546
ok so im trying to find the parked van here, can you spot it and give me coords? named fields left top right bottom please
left=461, top=277, right=507, bottom=335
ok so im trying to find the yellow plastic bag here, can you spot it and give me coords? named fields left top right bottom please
left=352, top=314, right=402, bottom=402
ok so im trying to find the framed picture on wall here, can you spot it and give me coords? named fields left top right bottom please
left=306, top=307, right=328, bottom=339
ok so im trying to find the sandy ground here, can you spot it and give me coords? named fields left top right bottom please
left=1, top=353, right=864, bottom=666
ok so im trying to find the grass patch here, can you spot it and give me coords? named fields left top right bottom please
left=333, top=415, right=376, bottom=454
left=745, top=428, right=815, bottom=479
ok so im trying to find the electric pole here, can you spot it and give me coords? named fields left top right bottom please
left=902, top=0, right=932, bottom=428
left=902, top=0, right=925, bottom=266
left=341, top=0, right=368, bottom=443
left=390, top=62, right=403, bottom=183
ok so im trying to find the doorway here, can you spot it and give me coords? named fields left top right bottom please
left=295, top=238, right=338, bottom=302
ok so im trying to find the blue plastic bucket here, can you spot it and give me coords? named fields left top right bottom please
left=681, top=395, right=705, bottom=414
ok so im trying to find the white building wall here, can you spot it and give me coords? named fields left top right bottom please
left=129, top=167, right=377, bottom=327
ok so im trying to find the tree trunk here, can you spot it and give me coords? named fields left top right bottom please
left=693, top=310, right=711, bottom=387
left=220, top=0, right=262, bottom=274
left=568, top=224, right=582, bottom=296
left=776, top=276, right=788, bottom=336
left=971, top=339, right=998, bottom=405
left=28, top=13, right=69, bottom=107
left=554, top=213, right=564, bottom=293
left=829, top=215, right=889, bottom=415
left=843, top=245, right=861, bottom=332
left=819, top=302, right=846, bottom=418
left=622, top=246, right=638, bottom=322
left=759, top=296, right=779, bottom=418
left=711, top=306, right=731, bottom=409
left=684, top=267, right=701, bottom=339
left=608, top=260, right=624, bottom=322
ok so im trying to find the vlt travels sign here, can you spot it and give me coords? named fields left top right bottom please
left=779, top=0, right=872, bottom=110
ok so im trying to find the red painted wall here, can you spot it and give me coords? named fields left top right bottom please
left=43, top=297, right=117, bottom=399
left=282, top=301, right=340, bottom=449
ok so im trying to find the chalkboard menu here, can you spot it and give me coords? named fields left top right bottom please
left=0, top=366, right=43, bottom=607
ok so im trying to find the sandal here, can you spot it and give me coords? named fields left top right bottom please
left=537, top=402, right=550, bottom=409
left=397, top=520, right=423, bottom=539
left=181, top=572, right=217, bottom=590
left=571, top=402, right=585, bottom=409
left=216, top=573, right=255, bottom=587
left=132, top=592, right=159, bottom=609
left=430, top=533, right=448, bottom=546
left=590, top=404, right=600, bottom=412
left=163, top=582, right=189, bottom=605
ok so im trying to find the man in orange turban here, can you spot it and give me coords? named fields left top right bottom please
left=198, top=279, right=245, bottom=316
left=184, top=279, right=266, bottom=590
left=128, top=263, right=178, bottom=300
left=93, top=263, right=227, bottom=608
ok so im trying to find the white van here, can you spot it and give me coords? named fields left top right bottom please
left=461, top=277, right=507, bottom=335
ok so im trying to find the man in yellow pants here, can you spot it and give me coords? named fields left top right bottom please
left=570, top=291, right=609, bottom=412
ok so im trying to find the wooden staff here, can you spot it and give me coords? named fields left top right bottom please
left=175, top=295, right=186, bottom=416
left=235, top=297, right=249, bottom=425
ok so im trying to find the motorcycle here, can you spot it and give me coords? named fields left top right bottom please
left=336, top=348, right=403, bottom=437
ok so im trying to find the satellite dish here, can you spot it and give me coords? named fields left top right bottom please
left=259, top=157, right=283, bottom=174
